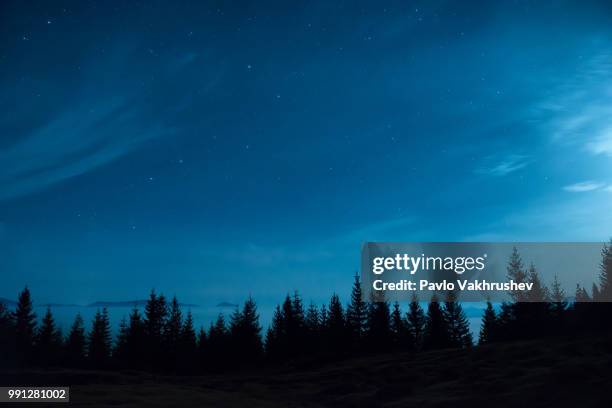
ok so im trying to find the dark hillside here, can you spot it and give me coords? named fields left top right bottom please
left=3, top=333, right=611, bottom=407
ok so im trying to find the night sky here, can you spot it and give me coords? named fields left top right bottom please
left=2, top=0, right=612, bottom=306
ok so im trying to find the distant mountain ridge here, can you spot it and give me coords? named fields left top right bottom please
left=0, top=297, right=17, bottom=307
left=0, top=298, right=199, bottom=308
left=216, top=302, right=238, bottom=308
left=87, top=300, right=199, bottom=308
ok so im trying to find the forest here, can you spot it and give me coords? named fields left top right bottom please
left=1, top=243, right=611, bottom=374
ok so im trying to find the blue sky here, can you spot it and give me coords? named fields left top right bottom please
left=1, top=0, right=612, bottom=306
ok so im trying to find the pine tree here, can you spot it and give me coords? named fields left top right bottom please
left=575, top=284, right=591, bottom=302
left=0, top=302, right=15, bottom=367
left=179, top=310, right=198, bottom=372
left=423, top=295, right=450, bottom=350
left=291, top=291, right=306, bottom=333
left=479, top=301, right=497, bottom=345
left=290, top=291, right=306, bottom=354
left=390, top=301, right=407, bottom=349
left=36, top=307, right=63, bottom=366
left=207, top=314, right=229, bottom=369
left=144, top=290, right=167, bottom=369
left=13, top=286, right=36, bottom=362
left=527, top=264, right=550, bottom=302
left=365, top=293, right=391, bottom=352
left=319, top=304, right=328, bottom=329
left=592, top=283, right=601, bottom=302
left=229, top=296, right=262, bottom=364
left=64, top=314, right=86, bottom=367
left=507, top=247, right=528, bottom=302
left=197, top=326, right=207, bottom=370
left=163, top=296, right=183, bottom=369
left=443, top=291, right=472, bottom=348
left=88, top=308, right=112, bottom=368
left=164, top=296, right=183, bottom=346
left=305, top=302, right=320, bottom=333
left=265, top=305, right=284, bottom=359
left=346, top=274, right=367, bottom=345
left=114, top=317, right=129, bottom=365
left=304, top=302, right=320, bottom=354
left=405, top=294, right=425, bottom=350
left=598, top=239, right=612, bottom=300
left=123, top=306, right=145, bottom=368
left=549, top=275, right=567, bottom=331
left=326, top=294, right=346, bottom=355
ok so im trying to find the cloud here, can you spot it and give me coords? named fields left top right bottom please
left=466, top=194, right=612, bottom=242
left=563, top=181, right=605, bottom=193
left=476, top=154, right=530, bottom=177
left=585, top=126, right=612, bottom=156
left=0, top=98, right=169, bottom=201
left=541, top=51, right=612, bottom=156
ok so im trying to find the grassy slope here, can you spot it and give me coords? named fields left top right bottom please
left=3, top=334, right=612, bottom=407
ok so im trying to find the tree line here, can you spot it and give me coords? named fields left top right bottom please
left=1, top=241, right=611, bottom=373
left=479, top=242, right=612, bottom=344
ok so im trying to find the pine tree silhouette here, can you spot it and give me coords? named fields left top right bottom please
left=405, top=294, right=425, bottom=350
left=207, top=314, right=229, bottom=370
left=550, top=275, right=567, bottom=305
left=365, top=293, right=391, bottom=352
left=575, top=284, right=591, bottom=302
left=144, top=290, right=167, bottom=370
left=507, top=247, right=528, bottom=302
left=114, top=317, right=129, bottom=365
left=36, top=307, right=63, bottom=366
left=526, top=264, right=550, bottom=302
left=390, top=301, right=408, bottom=349
left=423, top=294, right=450, bottom=350
left=524, top=264, right=551, bottom=337
left=549, top=275, right=567, bottom=332
left=229, top=296, right=262, bottom=365
left=592, top=283, right=601, bottom=302
left=443, top=291, right=472, bottom=348
left=13, top=286, right=36, bottom=364
left=179, top=310, right=198, bottom=372
left=479, top=301, right=497, bottom=345
left=305, top=302, right=320, bottom=332
left=197, top=326, right=207, bottom=370
left=346, top=274, right=367, bottom=348
left=304, top=301, right=321, bottom=354
left=319, top=304, right=328, bottom=329
left=125, top=306, right=145, bottom=368
left=598, top=239, right=612, bottom=300
left=325, top=294, right=346, bottom=356
left=290, top=291, right=306, bottom=354
left=64, top=313, right=86, bottom=367
left=163, top=296, right=183, bottom=370
left=265, top=305, right=284, bottom=360
left=88, top=308, right=112, bottom=368
left=0, top=301, right=16, bottom=367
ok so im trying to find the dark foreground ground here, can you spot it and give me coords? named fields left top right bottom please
left=2, top=334, right=612, bottom=407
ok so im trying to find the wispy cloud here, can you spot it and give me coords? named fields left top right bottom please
left=585, top=126, right=612, bottom=156
left=0, top=98, right=169, bottom=201
left=476, top=154, right=530, bottom=177
left=541, top=52, right=612, bottom=156
left=563, top=181, right=605, bottom=192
